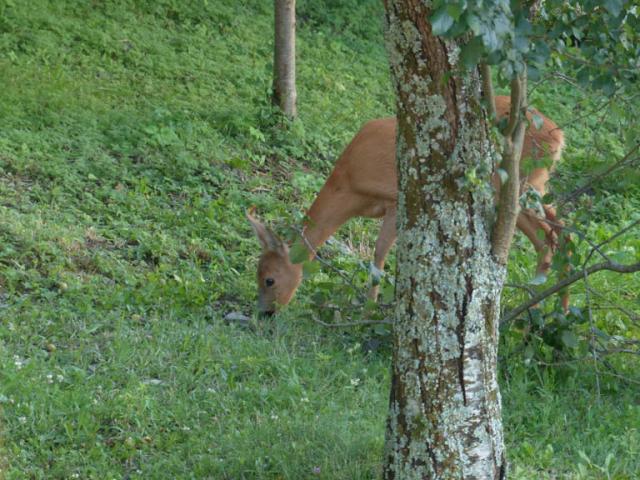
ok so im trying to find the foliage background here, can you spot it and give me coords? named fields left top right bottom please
left=0, top=0, right=638, bottom=478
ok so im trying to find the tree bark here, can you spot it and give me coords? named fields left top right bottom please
left=383, top=1, right=507, bottom=478
left=273, top=0, right=297, bottom=119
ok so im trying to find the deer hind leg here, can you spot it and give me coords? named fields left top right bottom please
left=518, top=210, right=554, bottom=276
left=368, top=208, right=397, bottom=302
left=517, top=209, right=569, bottom=312
left=543, top=204, right=570, bottom=312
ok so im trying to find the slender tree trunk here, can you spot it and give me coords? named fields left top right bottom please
left=273, top=0, right=296, bottom=118
left=382, top=1, right=507, bottom=478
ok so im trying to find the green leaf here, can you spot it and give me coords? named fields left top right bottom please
left=289, top=242, right=308, bottom=264
left=381, top=283, right=395, bottom=304
left=527, top=64, right=541, bottom=81
left=529, top=273, right=547, bottom=286
left=514, top=34, right=529, bottom=53
left=496, top=168, right=508, bottom=185
left=430, top=8, right=454, bottom=36
left=532, top=113, right=544, bottom=130
left=542, top=193, right=554, bottom=203
left=568, top=306, right=584, bottom=322
left=524, top=344, right=535, bottom=360
left=466, top=13, right=482, bottom=35
left=446, top=4, right=462, bottom=21
left=603, top=0, right=624, bottom=17
left=370, top=263, right=384, bottom=286
left=530, top=308, right=544, bottom=328
left=482, top=28, right=499, bottom=52
left=302, top=260, right=320, bottom=277
left=460, top=36, right=484, bottom=69
left=560, top=330, right=579, bottom=349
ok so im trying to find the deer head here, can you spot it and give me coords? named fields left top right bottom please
left=246, top=208, right=303, bottom=315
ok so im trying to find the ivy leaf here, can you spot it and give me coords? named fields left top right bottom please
left=482, top=28, right=499, bottom=52
left=514, top=33, right=530, bottom=53
left=466, top=13, right=483, bottom=35
left=460, top=36, right=485, bottom=69
left=603, top=0, right=624, bottom=17
left=430, top=8, right=455, bottom=36
left=446, top=3, right=463, bottom=21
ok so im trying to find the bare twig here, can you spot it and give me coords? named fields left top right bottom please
left=599, top=348, right=640, bottom=356
left=558, top=142, right=640, bottom=207
left=541, top=217, right=613, bottom=263
left=596, top=369, right=640, bottom=386
left=503, top=215, right=640, bottom=324
left=593, top=217, right=640, bottom=252
left=501, top=260, right=640, bottom=325
left=504, top=282, right=537, bottom=296
left=587, top=286, right=640, bottom=325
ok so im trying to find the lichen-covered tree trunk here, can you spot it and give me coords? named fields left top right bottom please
left=382, top=1, right=507, bottom=478
left=273, top=0, right=296, bottom=118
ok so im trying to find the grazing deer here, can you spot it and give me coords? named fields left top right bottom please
left=248, top=96, right=566, bottom=315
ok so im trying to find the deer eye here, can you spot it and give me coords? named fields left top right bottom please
left=265, top=278, right=275, bottom=287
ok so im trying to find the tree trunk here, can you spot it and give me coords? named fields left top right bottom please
left=273, top=0, right=296, bottom=119
left=382, top=1, right=507, bottom=478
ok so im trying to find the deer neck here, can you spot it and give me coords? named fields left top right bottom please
left=298, top=195, right=349, bottom=260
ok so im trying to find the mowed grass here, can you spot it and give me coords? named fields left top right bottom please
left=0, top=1, right=639, bottom=479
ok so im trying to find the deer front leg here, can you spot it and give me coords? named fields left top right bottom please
left=368, top=208, right=397, bottom=302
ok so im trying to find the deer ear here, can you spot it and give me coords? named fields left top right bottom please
left=246, top=207, right=286, bottom=253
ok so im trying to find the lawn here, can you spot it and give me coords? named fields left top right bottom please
left=0, top=1, right=638, bottom=479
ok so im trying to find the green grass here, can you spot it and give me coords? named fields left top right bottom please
left=1, top=0, right=639, bottom=478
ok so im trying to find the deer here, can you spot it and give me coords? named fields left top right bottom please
left=247, top=96, right=566, bottom=316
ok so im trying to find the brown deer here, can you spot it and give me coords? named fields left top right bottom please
left=248, top=96, right=566, bottom=315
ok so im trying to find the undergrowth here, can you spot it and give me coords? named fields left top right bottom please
left=0, top=0, right=638, bottom=478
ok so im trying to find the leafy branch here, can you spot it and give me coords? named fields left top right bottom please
left=502, top=258, right=640, bottom=325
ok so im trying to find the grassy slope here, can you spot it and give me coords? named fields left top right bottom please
left=0, top=0, right=638, bottom=478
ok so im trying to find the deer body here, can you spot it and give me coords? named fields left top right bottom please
left=248, top=96, right=565, bottom=314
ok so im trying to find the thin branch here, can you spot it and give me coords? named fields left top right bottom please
left=504, top=217, right=640, bottom=325
left=296, top=226, right=394, bottom=309
left=541, top=217, right=612, bottom=263
left=583, top=262, right=601, bottom=399
left=480, top=64, right=496, bottom=120
left=594, top=217, right=640, bottom=252
left=599, top=348, right=640, bottom=356
left=492, top=74, right=527, bottom=264
left=587, top=286, right=640, bottom=325
left=296, top=227, right=371, bottom=305
left=504, top=282, right=537, bottom=296
left=558, top=142, right=640, bottom=207
left=596, top=369, right=640, bottom=386
left=501, top=260, right=640, bottom=325
left=503, top=77, right=525, bottom=138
